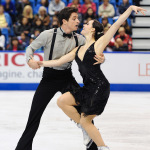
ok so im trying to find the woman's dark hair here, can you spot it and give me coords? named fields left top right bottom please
left=0, top=29, right=2, bottom=36
left=92, top=19, right=104, bottom=41
left=58, top=7, right=78, bottom=26
left=35, top=17, right=42, bottom=24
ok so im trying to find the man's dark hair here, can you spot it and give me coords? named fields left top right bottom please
left=58, top=7, right=78, bottom=26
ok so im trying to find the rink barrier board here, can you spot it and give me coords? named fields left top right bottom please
left=0, top=51, right=150, bottom=91
left=0, top=83, right=150, bottom=91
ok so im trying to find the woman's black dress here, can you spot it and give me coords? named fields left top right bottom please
left=70, top=42, right=110, bottom=116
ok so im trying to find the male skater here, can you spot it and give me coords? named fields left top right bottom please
left=15, top=7, right=105, bottom=150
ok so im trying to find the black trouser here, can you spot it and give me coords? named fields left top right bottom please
left=15, top=68, right=97, bottom=150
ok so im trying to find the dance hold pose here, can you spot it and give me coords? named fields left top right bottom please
left=38, top=6, right=146, bottom=150
left=15, top=7, right=105, bottom=150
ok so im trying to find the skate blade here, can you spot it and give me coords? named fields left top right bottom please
left=86, top=139, right=93, bottom=149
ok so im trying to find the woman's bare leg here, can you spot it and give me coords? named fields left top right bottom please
left=80, top=113, right=106, bottom=147
left=57, top=92, right=80, bottom=123
left=57, top=92, right=107, bottom=147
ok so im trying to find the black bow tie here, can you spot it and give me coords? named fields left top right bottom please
left=63, top=33, right=72, bottom=38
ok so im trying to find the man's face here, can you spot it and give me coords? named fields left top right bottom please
left=64, top=12, right=80, bottom=31
left=21, top=33, right=26, bottom=40
left=85, top=0, right=90, bottom=4
left=23, top=0, right=29, bottom=3
left=103, top=0, right=109, bottom=5
left=35, top=30, right=40, bottom=37
left=55, top=0, right=60, bottom=3
left=6, top=0, right=11, bottom=3
left=123, top=0, right=128, bottom=4
left=73, top=0, right=79, bottom=5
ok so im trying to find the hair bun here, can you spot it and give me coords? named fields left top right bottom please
left=97, top=31, right=103, bottom=35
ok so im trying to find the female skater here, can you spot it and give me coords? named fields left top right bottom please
left=37, top=6, right=146, bottom=150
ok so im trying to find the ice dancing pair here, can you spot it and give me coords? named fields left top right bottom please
left=15, top=5, right=146, bottom=150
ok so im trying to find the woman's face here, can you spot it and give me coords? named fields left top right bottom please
left=102, top=19, right=108, bottom=25
left=81, top=20, right=94, bottom=36
left=41, top=0, right=46, bottom=5
left=87, top=8, right=93, bottom=16
left=22, top=18, right=28, bottom=25
left=85, top=0, right=90, bottom=4
left=12, top=40, right=18, bottom=46
left=36, top=19, right=42, bottom=26
left=39, top=9, right=46, bottom=16
left=26, top=8, right=31, bottom=14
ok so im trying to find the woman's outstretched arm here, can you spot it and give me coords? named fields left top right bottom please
left=36, top=47, right=78, bottom=67
left=95, top=5, right=146, bottom=54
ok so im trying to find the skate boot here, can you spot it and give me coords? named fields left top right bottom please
left=77, top=123, right=93, bottom=148
left=98, top=146, right=110, bottom=150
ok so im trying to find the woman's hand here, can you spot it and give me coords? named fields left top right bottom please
left=37, top=61, right=44, bottom=67
left=28, top=55, right=41, bottom=69
left=130, top=5, right=147, bottom=15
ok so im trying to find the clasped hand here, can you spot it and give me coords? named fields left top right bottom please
left=28, top=55, right=41, bottom=70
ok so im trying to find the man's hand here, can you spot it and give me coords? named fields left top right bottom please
left=28, top=55, right=41, bottom=69
left=99, top=13, right=102, bottom=16
left=114, top=42, right=119, bottom=48
left=93, top=53, right=105, bottom=65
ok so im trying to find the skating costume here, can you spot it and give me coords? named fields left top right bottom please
left=70, top=43, right=110, bottom=116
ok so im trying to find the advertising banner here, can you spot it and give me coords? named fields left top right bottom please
left=0, top=51, right=150, bottom=91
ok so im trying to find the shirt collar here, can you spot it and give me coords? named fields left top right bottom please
left=60, top=27, right=73, bottom=35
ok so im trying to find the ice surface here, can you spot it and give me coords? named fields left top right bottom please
left=0, top=91, right=150, bottom=150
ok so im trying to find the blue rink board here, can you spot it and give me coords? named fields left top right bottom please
left=0, top=83, right=150, bottom=91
